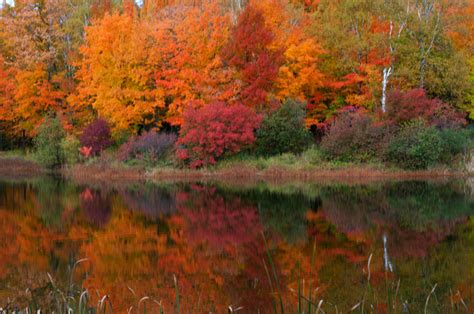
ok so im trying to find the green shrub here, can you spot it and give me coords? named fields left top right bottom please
left=271, top=152, right=297, bottom=166
left=386, top=120, right=442, bottom=169
left=301, top=146, right=324, bottom=165
left=61, top=135, right=81, bottom=165
left=34, top=116, right=65, bottom=168
left=438, top=128, right=471, bottom=163
left=256, top=99, right=312, bottom=156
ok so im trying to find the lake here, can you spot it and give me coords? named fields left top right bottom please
left=0, top=177, right=472, bottom=313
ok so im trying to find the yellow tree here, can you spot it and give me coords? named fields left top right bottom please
left=73, top=13, right=159, bottom=133
left=1, top=0, right=89, bottom=136
left=276, top=38, right=324, bottom=102
left=13, top=65, right=64, bottom=135
left=251, top=0, right=325, bottom=120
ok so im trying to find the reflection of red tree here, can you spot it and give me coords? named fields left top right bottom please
left=175, top=186, right=273, bottom=310
left=382, top=219, right=464, bottom=258
left=80, top=188, right=112, bottom=227
left=177, top=187, right=262, bottom=250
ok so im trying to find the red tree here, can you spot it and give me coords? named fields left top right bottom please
left=222, top=4, right=281, bottom=109
left=80, top=119, right=113, bottom=156
left=176, top=102, right=262, bottom=168
left=385, top=89, right=466, bottom=128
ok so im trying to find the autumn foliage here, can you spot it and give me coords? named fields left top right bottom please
left=176, top=102, right=262, bottom=168
left=222, top=4, right=281, bottom=109
left=385, top=89, right=466, bottom=129
left=79, top=119, right=113, bottom=156
left=72, top=13, right=158, bottom=132
left=0, top=0, right=472, bottom=169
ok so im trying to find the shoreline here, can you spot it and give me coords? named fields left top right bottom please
left=1, top=155, right=470, bottom=184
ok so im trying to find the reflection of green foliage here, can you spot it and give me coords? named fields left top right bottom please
left=32, top=177, right=81, bottom=230
left=319, top=183, right=384, bottom=212
left=318, top=255, right=364, bottom=307
left=387, top=181, right=474, bottom=231
left=236, top=188, right=313, bottom=244
left=119, top=182, right=177, bottom=218
left=318, top=181, right=474, bottom=232
left=1, top=177, right=474, bottom=312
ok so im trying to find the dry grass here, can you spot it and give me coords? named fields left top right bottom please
left=0, top=155, right=44, bottom=178
left=0, top=150, right=469, bottom=185
left=147, top=163, right=466, bottom=184
left=64, top=162, right=145, bottom=182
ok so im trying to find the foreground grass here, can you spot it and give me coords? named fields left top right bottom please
left=1, top=244, right=470, bottom=314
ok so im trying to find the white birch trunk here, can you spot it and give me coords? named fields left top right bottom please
left=381, top=67, right=392, bottom=113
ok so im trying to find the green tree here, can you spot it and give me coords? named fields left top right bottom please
left=34, top=115, right=65, bottom=168
left=256, top=99, right=312, bottom=156
left=386, top=120, right=442, bottom=169
left=60, top=134, right=80, bottom=165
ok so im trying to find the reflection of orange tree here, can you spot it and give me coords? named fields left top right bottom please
left=80, top=185, right=276, bottom=312
left=80, top=209, right=167, bottom=312
left=0, top=210, right=51, bottom=306
left=80, top=208, right=237, bottom=312
left=304, top=210, right=374, bottom=309
left=0, top=209, right=81, bottom=308
left=306, top=202, right=472, bottom=312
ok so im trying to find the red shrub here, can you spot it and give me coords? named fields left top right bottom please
left=321, top=109, right=392, bottom=161
left=385, top=89, right=465, bottom=128
left=176, top=102, right=262, bottom=168
left=80, top=119, right=113, bottom=156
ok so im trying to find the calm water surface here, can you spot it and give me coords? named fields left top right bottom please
left=0, top=177, right=473, bottom=312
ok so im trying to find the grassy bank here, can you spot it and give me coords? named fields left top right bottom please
left=0, top=147, right=468, bottom=183
left=0, top=150, right=44, bottom=178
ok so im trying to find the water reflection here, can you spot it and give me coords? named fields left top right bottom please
left=80, top=188, right=112, bottom=227
left=119, top=183, right=177, bottom=218
left=0, top=178, right=472, bottom=312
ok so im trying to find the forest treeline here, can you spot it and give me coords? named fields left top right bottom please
left=0, top=0, right=473, bottom=169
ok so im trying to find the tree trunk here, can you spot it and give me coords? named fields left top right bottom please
left=381, top=67, right=392, bottom=113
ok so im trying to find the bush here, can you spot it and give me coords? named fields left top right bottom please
left=321, top=109, right=391, bottom=162
left=60, top=134, right=80, bottom=165
left=176, top=102, right=262, bottom=168
left=438, top=128, right=472, bottom=164
left=80, top=119, right=113, bottom=156
left=386, top=120, right=442, bottom=169
left=256, top=99, right=312, bottom=156
left=385, top=89, right=466, bottom=128
left=118, top=131, right=176, bottom=163
left=301, top=146, right=324, bottom=165
left=34, top=115, right=65, bottom=168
